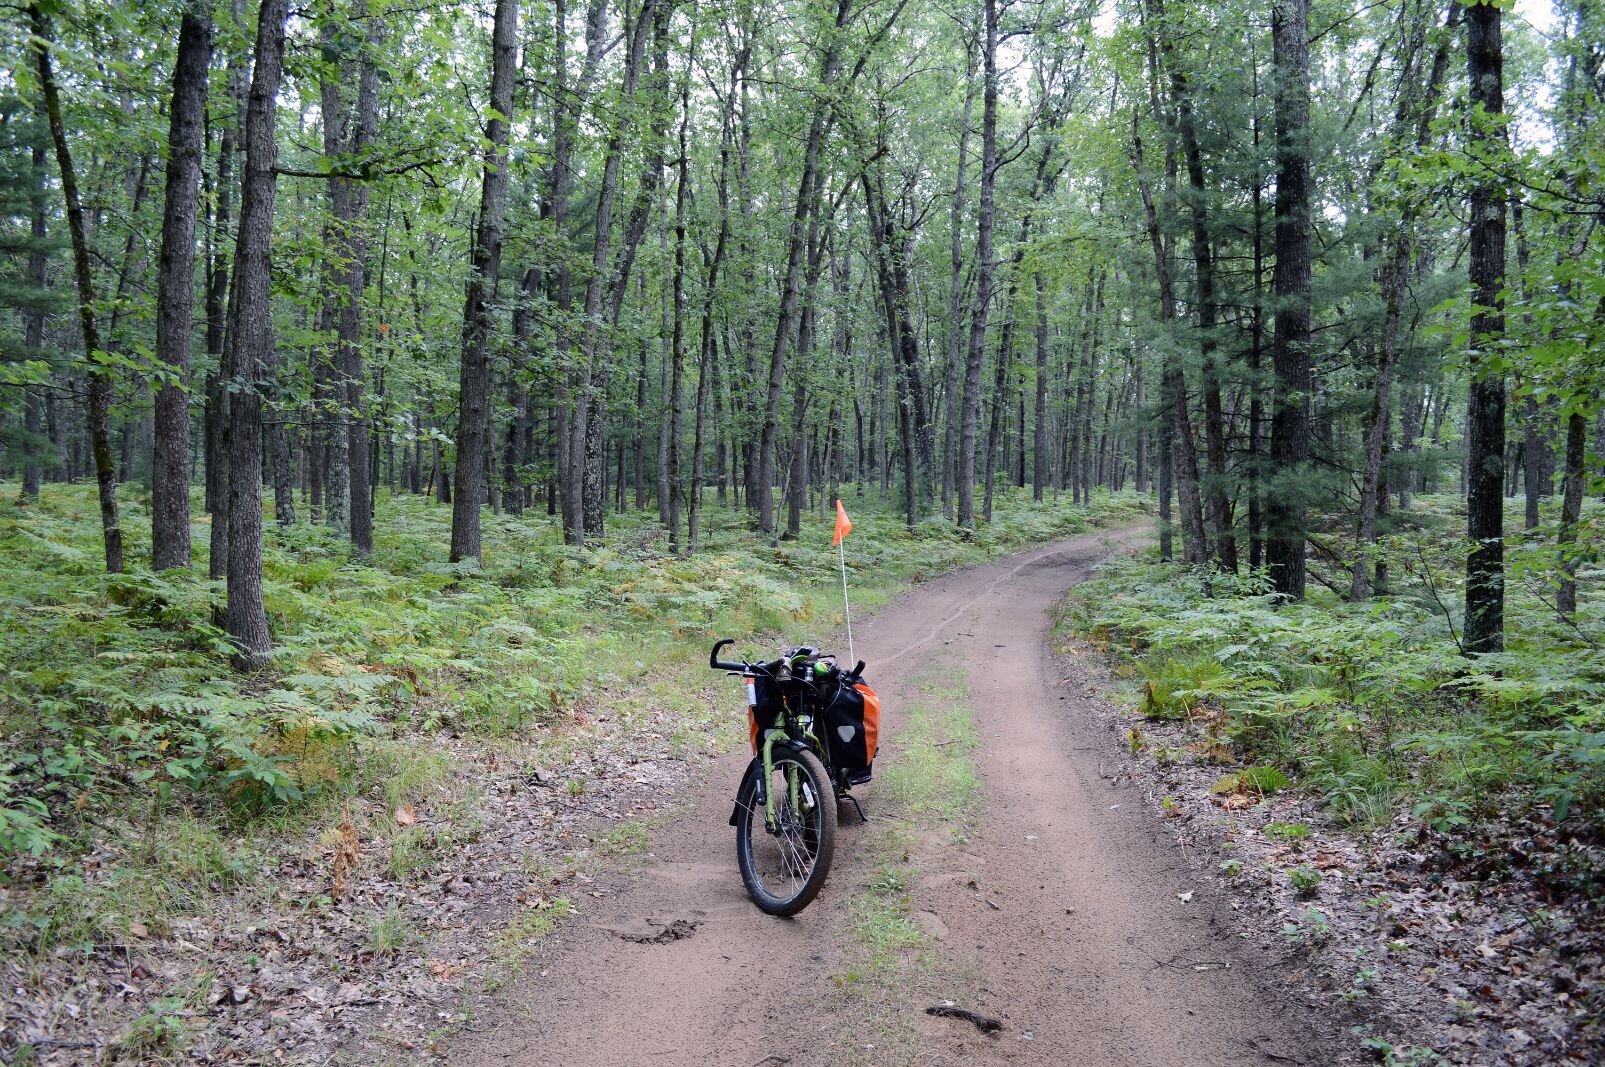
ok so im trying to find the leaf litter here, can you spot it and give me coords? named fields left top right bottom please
left=0, top=686, right=720, bottom=1064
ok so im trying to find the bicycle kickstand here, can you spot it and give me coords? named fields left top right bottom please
left=840, top=793, right=869, bottom=823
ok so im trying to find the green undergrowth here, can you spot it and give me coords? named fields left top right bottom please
left=1061, top=495, right=1603, bottom=893
left=879, top=675, right=981, bottom=837
left=833, top=664, right=983, bottom=1066
left=0, top=482, right=1144, bottom=938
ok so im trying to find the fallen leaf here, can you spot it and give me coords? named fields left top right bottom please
left=395, top=804, right=417, bottom=827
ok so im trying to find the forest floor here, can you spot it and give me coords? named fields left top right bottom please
left=437, top=523, right=1599, bottom=1067
left=1054, top=636, right=1604, bottom=1067
left=4, top=494, right=1597, bottom=1065
left=438, top=526, right=1352, bottom=1067
left=0, top=487, right=1148, bottom=1065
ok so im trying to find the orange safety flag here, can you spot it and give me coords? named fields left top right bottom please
left=833, top=499, right=853, bottom=546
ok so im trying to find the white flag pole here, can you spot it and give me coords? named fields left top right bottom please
left=839, top=536, right=854, bottom=665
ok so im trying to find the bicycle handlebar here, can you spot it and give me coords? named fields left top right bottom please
left=710, top=638, right=866, bottom=682
left=709, top=638, right=747, bottom=672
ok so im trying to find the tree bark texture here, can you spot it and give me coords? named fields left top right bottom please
left=450, top=0, right=517, bottom=563
left=20, top=129, right=48, bottom=500
left=757, top=0, right=853, bottom=536
left=1266, top=0, right=1313, bottom=600
left=29, top=2, right=123, bottom=574
left=223, top=0, right=291, bottom=668
left=1462, top=0, right=1506, bottom=654
left=958, top=0, right=998, bottom=531
left=152, top=9, right=213, bottom=570
left=1556, top=411, right=1585, bottom=618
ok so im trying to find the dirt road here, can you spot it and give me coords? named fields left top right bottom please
left=448, top=527, right=1338, bottom=1067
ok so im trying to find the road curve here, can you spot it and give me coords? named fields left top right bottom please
left=446, top=525, right=1335, bottom=1067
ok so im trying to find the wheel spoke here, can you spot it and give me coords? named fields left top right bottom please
left=738, top=747, right=834, bottom=917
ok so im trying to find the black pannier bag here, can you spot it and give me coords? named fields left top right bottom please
left=822, top=679, right=880, bottom=786
left=751, top=660, right=789, bottom=717
left=747, top=660, right=795, bottom=753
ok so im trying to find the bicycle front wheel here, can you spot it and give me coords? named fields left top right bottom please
left=734, top=747, right=837, bottom=916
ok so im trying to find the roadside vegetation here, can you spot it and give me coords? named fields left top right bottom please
left=0, top=482, right=1143, bottom=1061
left=1068, top=496, right=1603, bottom=862
left=1062, top=494, right=1602, bottom=1063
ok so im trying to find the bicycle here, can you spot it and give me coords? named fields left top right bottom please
left=709, top=638, right=879, bottom=916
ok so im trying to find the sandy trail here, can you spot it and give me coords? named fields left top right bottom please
left=447, top=526, right=1335, bottom=1067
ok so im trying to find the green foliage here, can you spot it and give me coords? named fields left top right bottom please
left=1069, top=512, right=1603, bottom=845
left=368, top=905, right=418, bottom=955
left=1280, top=907, right=1332, bottom=951
left=0, top=484, right=1142, bottom=868
left=1264, top=821, right=1310, bottom=842
left=115, top=996, right=191, bottom=1061
left=1288, top=865, right=1322, bottom=897
left=1359, top=1037, right=1453, bottom=1067
left=0, top=768, right=58, bottom=856
left=1140, top=654, right=1236, bottom=720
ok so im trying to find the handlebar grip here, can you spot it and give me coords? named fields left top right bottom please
left=709, top=637, right=745, bottom=671
left=847, top=660, right=865, bottom=682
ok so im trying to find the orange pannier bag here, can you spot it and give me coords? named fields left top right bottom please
left=820, top=680, right=878, bottom=786
left=855, top=683, right=880, bottom=764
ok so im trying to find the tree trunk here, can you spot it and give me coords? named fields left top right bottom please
left=1032, top=270, right=1049, bottom=502
left=599, top=2, right=675, bottom=538
left=862, top=167, right=929, bottom=524
left=1130, top=114, right=1205, bottom=562
left=222, top=0, right=290, bottom=668
left=658, top=280, right=672, bottom=524
left=345, top=20, right=382, bottom=553
left=1157, top=4, right=1234, bottom=569
left=982, top=307, right=1008, bottom=523
left=787, top=380, right=808, bottom=538
left=571, top=0, right=656, bottom=545
left=1556, top=411, right=1585, bottom=618
left=20, top=128, right=48, bottom=501
left=550, top=0, right=581, bottom=541
left=943, top=44, right=978, bottom=518
left=317, top=38, right=350, bottom=536
left=958, top=0, right=999, bottom=531
left=1133, top=349, right=1148, bottom=496
left=449, top=0, right=517, bottom=563
left=667, top=84, right=691, bottom=553
left=757, top=0, right=853, bottom=536
left=1354, top=1, right=1459, bottom=598
left=202, top=56, right=238, bottom=531
left=1247, top=75, right=1265, bottom=571
left=1266, top=0, right=1313, bottom=600
left=29, top=1, right=123, bottom=573
left=690, top=26, right=746, bottom=548
left=151, top=8, right=213, bottom=568
left=504, top=272, right=535, bottom=517
left=1462, top=0, right=1506, bottom=654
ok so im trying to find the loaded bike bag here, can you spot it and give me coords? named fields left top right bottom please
left=750, top=660, right=790, bottom=715
left=823, top=680, right=880, bottom=785
left=747, top=660, right=790, bottom=753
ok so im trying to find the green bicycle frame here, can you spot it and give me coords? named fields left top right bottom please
left=758, top=717, right=823, bottom=832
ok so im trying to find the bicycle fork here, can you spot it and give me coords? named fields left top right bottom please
left=732, top=675, right=812, bottom=835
